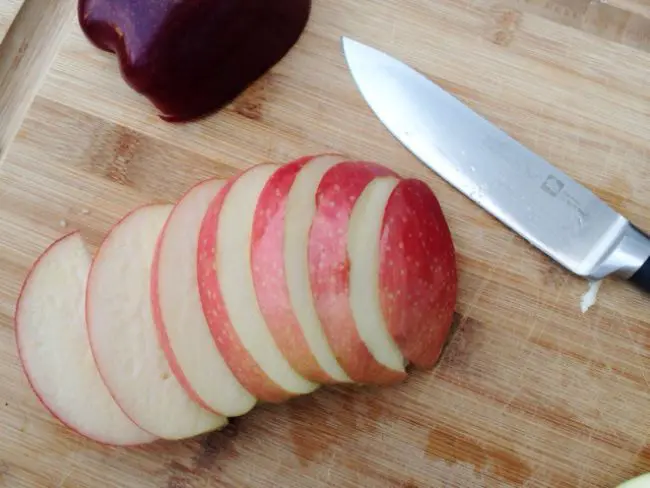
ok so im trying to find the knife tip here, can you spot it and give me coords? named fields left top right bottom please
left=340, top=36, right=360, bottom=52
left=340, top=36, right=366, bottom=67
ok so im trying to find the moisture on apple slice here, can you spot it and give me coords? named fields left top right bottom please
left=87, top=204, right=226, bottom=440
left=15, top=232, right=156, bottom=446
left=152, top=178, right=257, bottom=417
left=198, top=164, right=318, bottom=403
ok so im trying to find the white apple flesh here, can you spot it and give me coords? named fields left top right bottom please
left=152, top=178, right=257, bottom=417
left=87, top=204, right=226, bottom=440
left=15, top=232, right=156, bottom=446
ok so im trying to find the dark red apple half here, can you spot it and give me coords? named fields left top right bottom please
left=78, top=0, right=312, bottom=122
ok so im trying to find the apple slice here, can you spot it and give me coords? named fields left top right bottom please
left=347, top=175, right=405, bottom=373
left=152, top=178, right=257, bottom=417
left=198, top=164, right=318, bottom=403
left=15, top=232, right=155, bottom=446
left=309, top=162, right=406, bottom=385
left=379, top=179, right=458, bottom=369
left=275, top=154, right=355, bottom=384
left=252, top=154, right=350, bottom=384
left=87, top=204, right=226, bottom=440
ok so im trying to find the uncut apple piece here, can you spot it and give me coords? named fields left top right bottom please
left=309, top=161, right=407, bottom=385
left=15, top=232, right=156, bottom=446
left=198, top=163, right=318, bottom=403
left=252, top=154, right=351, bottom=384
left=152, top=178, right=256, bottom=417
left=78, top=0, right=312, bottom=122
left=379, top=179, right=458, bottom=368
left=87, top=204, right=226, bottom=440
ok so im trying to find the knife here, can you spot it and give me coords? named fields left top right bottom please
left=341, top=37, right=650, bottom=293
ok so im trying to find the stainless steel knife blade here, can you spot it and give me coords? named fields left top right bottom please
left=342, top=36, right=650, bottom=288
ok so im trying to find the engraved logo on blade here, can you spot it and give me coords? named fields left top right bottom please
left=541, top=175, right=564, bottom=197
left=541, top=175, right=589, bottom=225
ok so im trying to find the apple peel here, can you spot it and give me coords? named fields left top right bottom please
left=380, top=179, right=458, bottom=369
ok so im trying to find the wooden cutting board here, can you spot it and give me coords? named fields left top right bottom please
left=1, top=0, right=650, bottom=486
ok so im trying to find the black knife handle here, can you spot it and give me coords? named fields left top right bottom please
left=625, top=224, right=650, bottom=294
left=630, top=257, right=650, bottom=293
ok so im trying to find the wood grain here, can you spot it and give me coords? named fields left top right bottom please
left=0, top=0, right=75, bottom=164
left=1, top=0, right=650, bottom=487
left=0, top=0, right=22, bottom=42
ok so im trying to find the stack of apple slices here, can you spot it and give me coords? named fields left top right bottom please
left=14, top=154, right=458, bottom=446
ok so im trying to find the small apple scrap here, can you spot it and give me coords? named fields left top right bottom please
left=77, top=0, right=312, bottom=122
left=14, top=155, right=458, bottom=445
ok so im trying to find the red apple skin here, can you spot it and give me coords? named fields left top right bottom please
left=308, top=161, right=407, bottom=385
left=250, top=155, right=340, bottom=384
left=197, top=171, right=291, bottom=403
left=380, top=179, right=458, bottom=369
left=78, top=0, right=312, bottom=122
